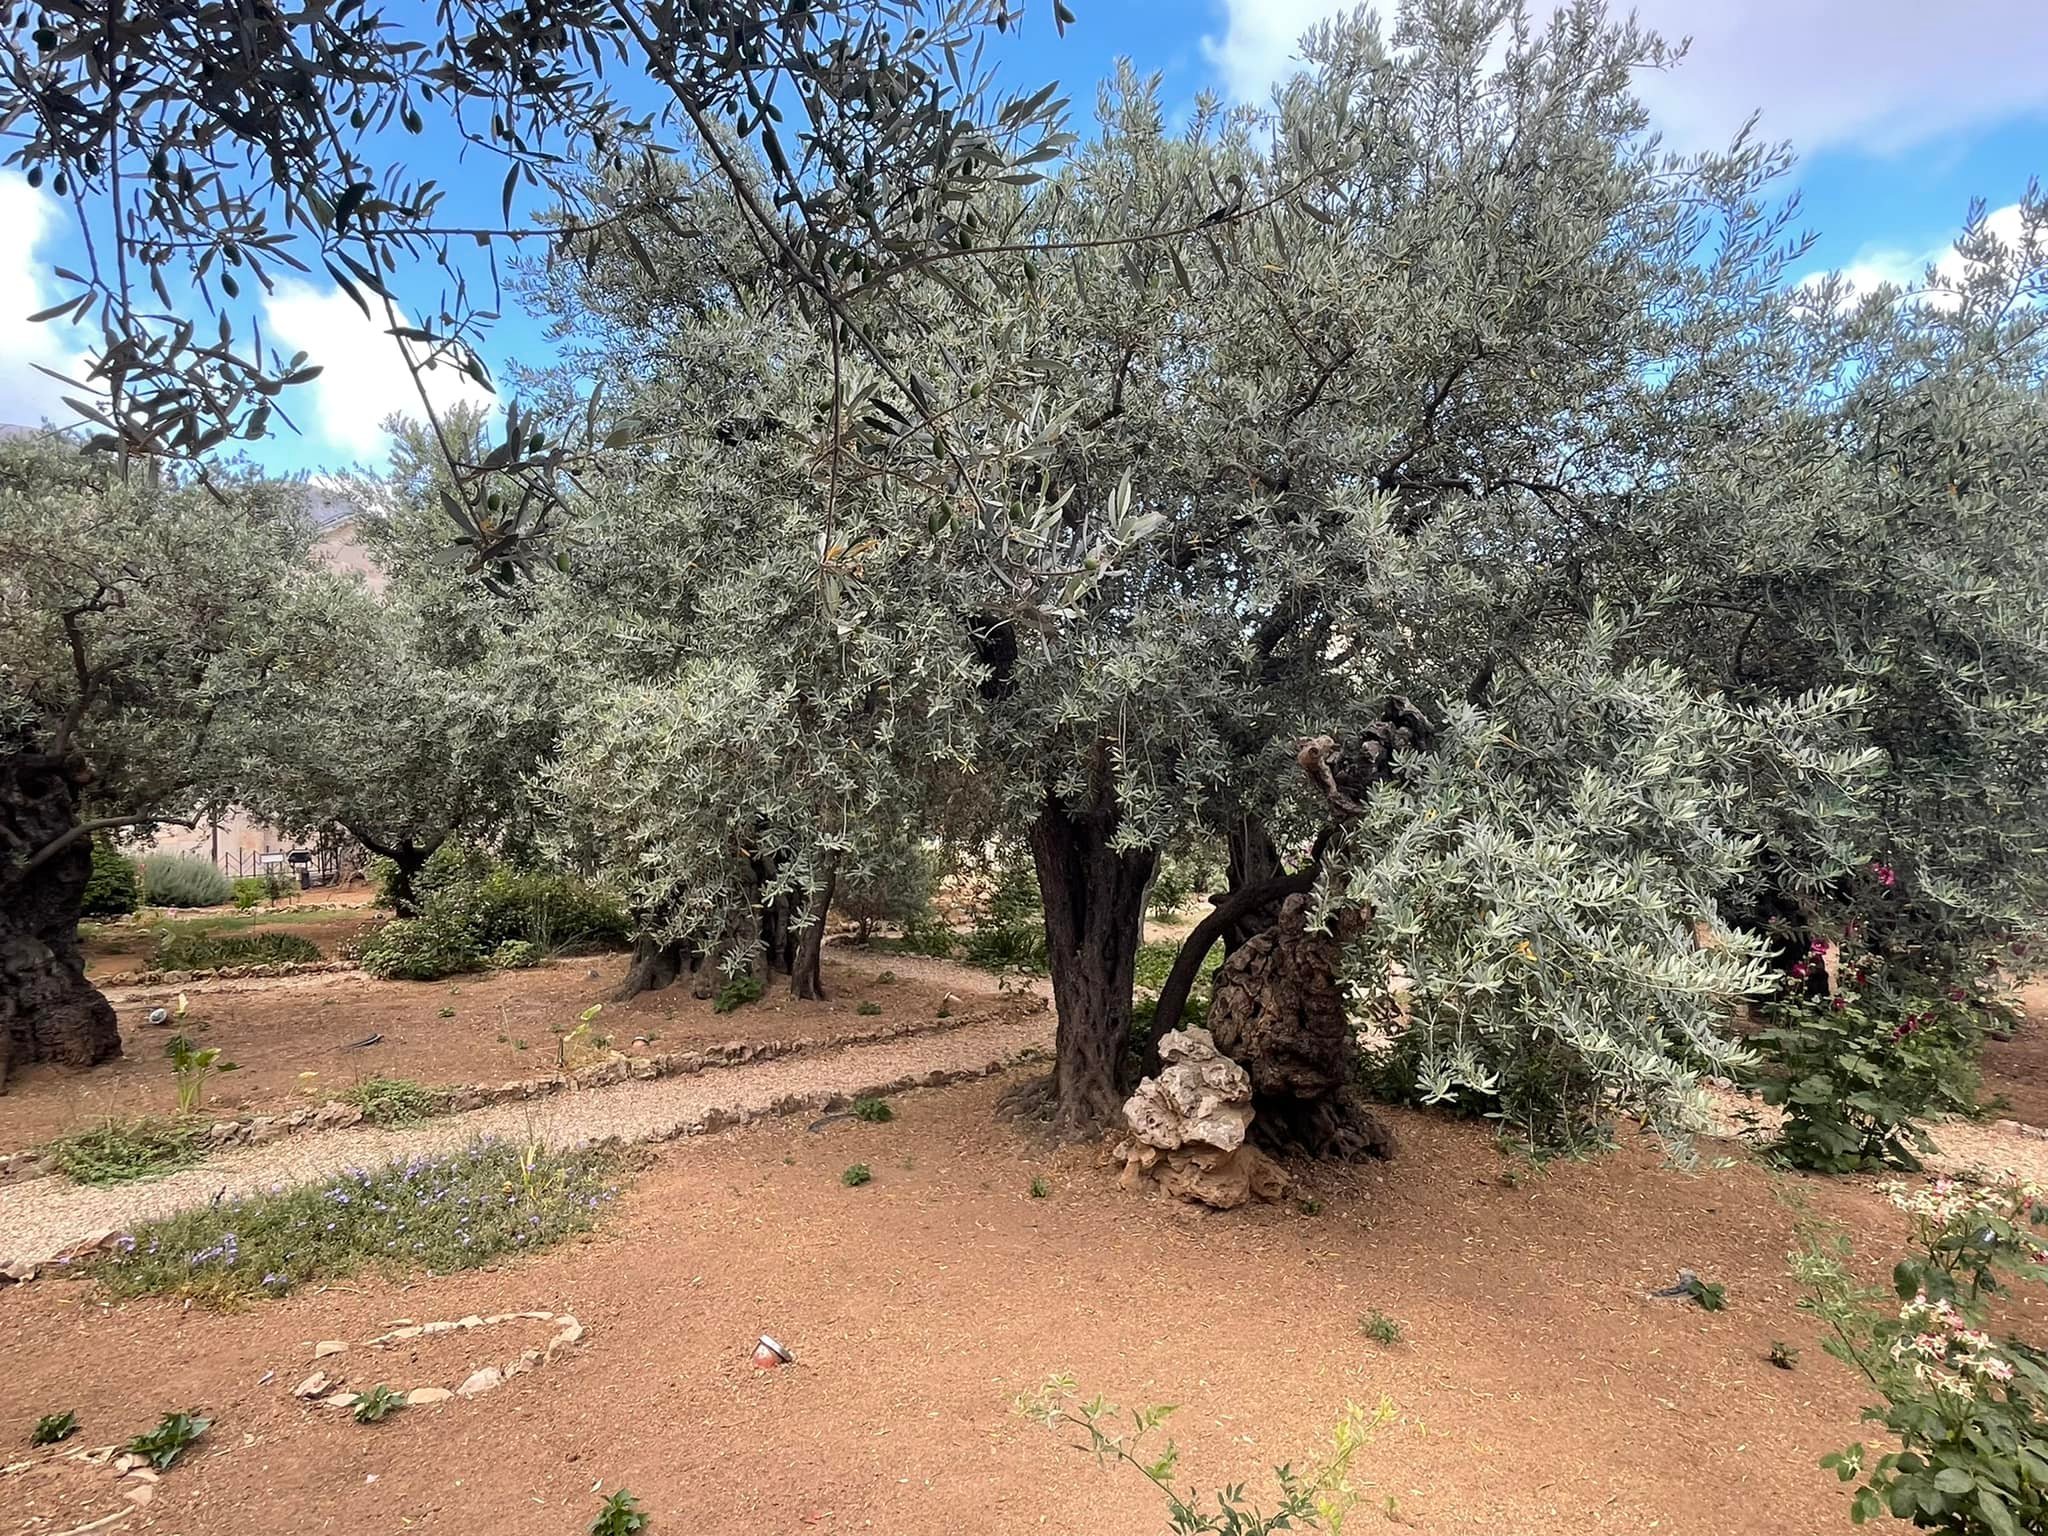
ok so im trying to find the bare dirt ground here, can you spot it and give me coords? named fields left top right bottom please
left=4, top=951, right=1004, bottom=1149
left=0, top=1075, right=1926, bottom=1536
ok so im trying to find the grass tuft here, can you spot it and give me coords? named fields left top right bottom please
left=841, top=1163, right=872, bottom=1187
left=44, top=1118, right=205, bottom=1186
left=1360, top=1310, right=1404, bottom=1346
left=340, top=1075, right=444, bottom=1126
left=95, top=1138, right=617, bottom=1304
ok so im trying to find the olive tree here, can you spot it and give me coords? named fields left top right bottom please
left=0, top=440, right=309, bottom=1084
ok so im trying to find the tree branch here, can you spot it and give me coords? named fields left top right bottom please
left=22, top=814, right=195, bottom=875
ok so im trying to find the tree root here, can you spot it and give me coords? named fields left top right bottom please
left=1248, top=1090, right=1398, bottom=1162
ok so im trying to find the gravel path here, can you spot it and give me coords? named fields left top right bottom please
left=0, top=1007, right=1053, bottom=1268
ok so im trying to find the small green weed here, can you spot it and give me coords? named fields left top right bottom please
left=31, top=1410, right=78, bottom=1446
left=1297, top=1197, right=1323, bottom=1216
left=352, top=1385, right=406, bottom=1424
left=124, top=1411, right=209, bottom=1471
left=851, top=1097, right=893, bottom=1123
left=1030, top=1176, right=1050, bottom=1199
left=876, top=970, right=897, bottom=984
left=164, top=1033, right=236, bottom=1114
left=841, top=1163, right=872, bottom=1187
left=437, top=1006, right=456, bottom=1018
left=713, top=974, right=764, bottom=1014
left=1768, top=1340, right=1799, bottom=1369
left=45, top=1118, right=204, bottom=1186
left=1360, top=1310, right=1404, bottom=1345
left=1689, top=1277, right=1728, bottom=1312
left=856, top=1000, right=882, bottom=1016
left=340, top=1076, right=442, bottom=1126
left=590, top=1488, right=650, bottom=1536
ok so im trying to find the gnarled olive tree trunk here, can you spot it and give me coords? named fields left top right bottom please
left=1, top=750, right=121, bottom=1090
left=1015, top=791, right=1157, bottom=1137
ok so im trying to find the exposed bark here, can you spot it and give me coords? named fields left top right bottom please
left=788, top=847, right=840, bottom=1001
left=1151, top=866, right=1319, bottom=1043
left=1206, top=892, right=1396, bottom=1161
left=610, top=935, right=704, bottom=1002
left=1222, top=813, right=1288, bottom=956
left=1016, top=792, right=1157, bottom=1137
left=2, top=748, right=121, bottom=1090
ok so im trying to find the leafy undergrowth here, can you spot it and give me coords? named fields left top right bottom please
left=44, top=1118, right=206, bottom=1186
left=153, top=929, right=324, bottom=969
left=1133, top=938, right=1221, bottom=993
left=96, top=1138, right=619, bottom=1304
left=340, top=1075, right=444, bottom=1125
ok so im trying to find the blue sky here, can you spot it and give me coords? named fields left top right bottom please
left=2, top=0, right=2043, bottom=477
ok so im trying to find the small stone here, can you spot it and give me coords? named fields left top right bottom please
left=114, top=1453, right=145, bottom=1474
left=123, top=1483, right=154, bottom=1507
left=456, top=1367, right=503, bottom=1397
left=313, top=1339, right=347, bottom=1359
left=420, top=1320, right=456, bottom=1336
left=292, top=1371, right=330, bottom=1399
left=123, top=1468, right=158, bottom=1485
left=320, top=1391, right=358, bottom=1408
left=456, top=1314, right=483, bottom=1329
left=404, top=1387, right=452, bottom=1405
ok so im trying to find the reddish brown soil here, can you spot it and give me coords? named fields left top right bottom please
left=3, top=955, right=994, bottom=1148
left=1978, top=983, right=2048, bottom=1127
left=0, top=1076, right=1909, bottom=1536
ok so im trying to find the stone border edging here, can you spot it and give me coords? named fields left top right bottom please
left=1, top=1001, right=1045, bottom=1184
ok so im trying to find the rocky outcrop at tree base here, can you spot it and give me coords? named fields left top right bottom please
left=1112, top=1027, right=1287, bottom=1210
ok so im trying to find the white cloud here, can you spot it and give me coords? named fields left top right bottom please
left=1804, top=201, right=2033, bottom=299
left=0, top=173, right=93, bottom=431
left=1203, top=1, right=2048, bottom=157
left=260, top=279, right=496, bottom=464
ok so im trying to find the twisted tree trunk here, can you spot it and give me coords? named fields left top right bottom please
left=1008, top=791, right=1157, bottom=1137
left=1, top=750, right=121, bottom=1090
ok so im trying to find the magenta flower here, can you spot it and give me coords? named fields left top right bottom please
left=1871, top=861, right=1897, bottom=888
left=1790, top=961, right=1809, bottom=979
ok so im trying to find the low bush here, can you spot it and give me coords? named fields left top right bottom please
left=839, top=831, right=942, bottom=942
left=840, top=1162, right=872, bottom=1187
left=851, top=1097, right=893, bottom=1123
left=153, top=928, right=321, bottom=971
left=713, top=974, right=764, bottom=1013
left=961, top=860, right=1047, bottom=973
left=230, top=877, right=266, bottom=909
left=138, top=852, right=231, bottom=908
left=357, top=911, right=484, bottom=982
left=1798, top=1175, right=2048, bottom=1534
left=340, top=1076, right=442, bottom=1126
left=96, top=1138, right=618, bottom=1303
left=489, top=938, right=543, bottom=969
left=1360, top=1027, right=1614, bottom=1158
left=1148, top=840, right=1223, bottom=919
left=81, top=838, right=139, bottom=917
left=1754, top=992, right=1982, bottom=1173
left=44, top=1118, right=206, bottom=1186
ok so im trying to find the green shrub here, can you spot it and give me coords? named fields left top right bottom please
left=889, top=917, right=959, bottom=957
left=153, top=929, right=321, bottom=970
left=44, top=1118, right=205, bottom=1185
left=31, top=1409, right=79, bottom=1446
left=230, top=876, right=266, bottom=909
left=81, top=839, right=139, bottom=917
left=1361, top=1027, right=1613, bottom=1157
left=364, top=855, right=399, bottom=908
left=357, top=912, right=483, bottom=982
left=488, top=938, right=543, bottom=969
left=713, top=973, right=764, bottom=1013
left=855, top=1000, right=882, bottom=1016
left=1754, top=992, right=1982, bottom=1173
left=1148, top=840, right=1223, bottom=919
left=839, top=832, right=941, bottom=941
left=961, top=859, right=1047, bottom=973
left=1798, top=1176, right=2048, bottom=1534
left=851, top=1097, right=893, bottom=1123
left=341, top=1076, right=443, bottom=1125
left=352, top=1385, right=406, bottom=1424
left=138, top=852, right=231, bottom=908
left=96, top=1138, right=618, bottom=1303
left=840, top=1162, right=872, bottom=1187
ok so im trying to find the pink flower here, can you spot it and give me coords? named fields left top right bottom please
left=1791, top=961, right=1810, bottom=979
left=1833, top=996, right=1849, bottom=1011
left=1872, top=861, right=1897, bottom=887
left=1810, top=938, right=1830, bottom=955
